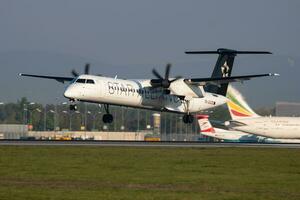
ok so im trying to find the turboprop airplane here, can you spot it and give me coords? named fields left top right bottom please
left=19, top=48, right=276, bottom=124
left=225, top=85, right=300, bottom=139
left=197, top=115, right=300, bottom=143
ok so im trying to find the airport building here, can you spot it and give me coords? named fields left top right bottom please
left=276, top=101, right=300, bottom=117
left=0, top=124, right=28, bottom=139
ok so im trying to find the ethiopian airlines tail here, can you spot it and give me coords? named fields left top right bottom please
left=226, top=85, right=260, bottom=120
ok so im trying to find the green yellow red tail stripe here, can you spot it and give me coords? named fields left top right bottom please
left=226, top=85, right=258, bottom=119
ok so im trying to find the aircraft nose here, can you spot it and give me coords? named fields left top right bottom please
left=64, top=87, right=73, bottom=99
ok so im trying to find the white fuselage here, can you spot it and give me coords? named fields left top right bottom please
left=202, top=128, right=259, bottom=142
left=201, top=128, right=300, bottom=143
left=228, top=117, right=300, bottom=139
left=63, top=75, right=228, bottom=113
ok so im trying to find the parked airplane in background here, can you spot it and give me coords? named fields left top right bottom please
left=20, top=48, right=275, bottom=124
left=225, top=85, right=300, bottom=139
left=198, top=115, right=300, bottom=143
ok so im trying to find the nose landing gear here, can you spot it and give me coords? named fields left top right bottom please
left=69, top=100, right=78, bottom=111
left=69, top=104, right=78, bottom=111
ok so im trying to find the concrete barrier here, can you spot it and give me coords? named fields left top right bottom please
left=28, top=131, right=145, bottom=141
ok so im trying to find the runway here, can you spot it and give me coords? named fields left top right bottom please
left=1, top=140, right=300, bottom=148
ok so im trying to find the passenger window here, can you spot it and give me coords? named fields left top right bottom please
left=76, top=79, right=86, bottom=83
left=87, top=79, right=95, bottom=84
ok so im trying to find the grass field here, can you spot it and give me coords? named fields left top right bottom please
left=0, top=146, right=300, bottom=200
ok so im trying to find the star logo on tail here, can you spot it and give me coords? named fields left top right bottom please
left=221, top=61, right=230, bottom=77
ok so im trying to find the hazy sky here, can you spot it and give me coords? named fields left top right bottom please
left=1, top=0, right=300, bottom=107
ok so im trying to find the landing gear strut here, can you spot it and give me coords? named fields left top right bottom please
left=183, top=114, right=194, bottom=124
left=182, top=96, right=193, bottom=124
left=102, top=104, right=113, bottom=123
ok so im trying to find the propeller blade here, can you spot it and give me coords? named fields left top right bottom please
left=71, top=70, right=79, bottom=77
left=151, top=63, right=180, bottom=89
left=170, top=76, right=182, bottom=83
left=152, top=69, right=163, bottom=80
left=165, top=63, right=171, bottom=80
left=84, top=63, right=90, bottom=74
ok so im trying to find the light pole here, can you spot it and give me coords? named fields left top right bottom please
left=87, top=110, right=102, bottom=131
left=35, top=108, right=42, bottom=131
left=43, top=106, right=46, bottom=131
left=179, top=116, right=183, bottom=135
left=62, top=110, right=69, bottom=130
left=114, top=108, right=117, bottom=131
left=27, top=102, right=35, bottom=130
left=23, top=106, right=28, bottom=124
left=53, top=97, right=60, bottom=131
left=62, top=110, right=80, bottom=131
left=49, top=109, right=55, bottom=131
left=169, top=113, right=173, bottom=141
left=164, top=113, right=167, bottom=141
left=121, top=107, right=125, bottom=131
left=137, top=109, right=140, bottom=132
left=84, top=103, right=87, bottom=131
left=0, top=102, right=4, bottom=124
left=43, top=106, right=54, bottom=131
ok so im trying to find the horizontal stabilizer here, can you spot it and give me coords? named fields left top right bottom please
left=184, top=73, right=279, bottom=86
left=19, top=73, right=74, bottom=83
left=185, top=48, right=272, bottom=55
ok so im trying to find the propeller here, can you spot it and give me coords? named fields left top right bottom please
left=151, top=63, right=182, bottom=88
left=84, top=63, right=90, bottom=74
left=71, top=63, right=90, bottom=77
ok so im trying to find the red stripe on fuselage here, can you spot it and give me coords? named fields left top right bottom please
left=231, top=109, right=251, bottom=117
left=201, top=127, right=215, bottom=133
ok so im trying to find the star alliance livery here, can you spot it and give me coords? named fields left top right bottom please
left=20, top=48, right=276, bottom=124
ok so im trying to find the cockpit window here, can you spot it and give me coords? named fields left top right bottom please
left=76, top=79, right=86, bottom=83
left=86, top=79, right=95, bottom=84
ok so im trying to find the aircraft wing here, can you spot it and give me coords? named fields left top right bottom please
left=19, top=73, right=74, bottom=83
left=184, top=73, right=279, bottom=86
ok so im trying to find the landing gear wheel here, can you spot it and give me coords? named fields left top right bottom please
left=183, top=114, right=194, bottom=124
left=69, top=104, right=77, bottom=111
left=102, top=114, right=113, bottom=124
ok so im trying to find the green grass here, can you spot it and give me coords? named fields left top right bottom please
left=0, top=146, right=300, bottom=200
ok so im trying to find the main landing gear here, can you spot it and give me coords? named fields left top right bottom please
left=183, top=114, right=194, bottom=124
left=102, top=104, right=113, bottom=124
left=182, top=96, right=194, bottom=124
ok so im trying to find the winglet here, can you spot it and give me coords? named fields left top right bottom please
left=271, top=73, right=280, bottom=76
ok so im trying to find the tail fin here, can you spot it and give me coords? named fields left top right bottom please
left=197, top=115, right=215, bottom=133
left=185, top=48, right=271, bottom=96
left=226, top=85, right=259, bottom=120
